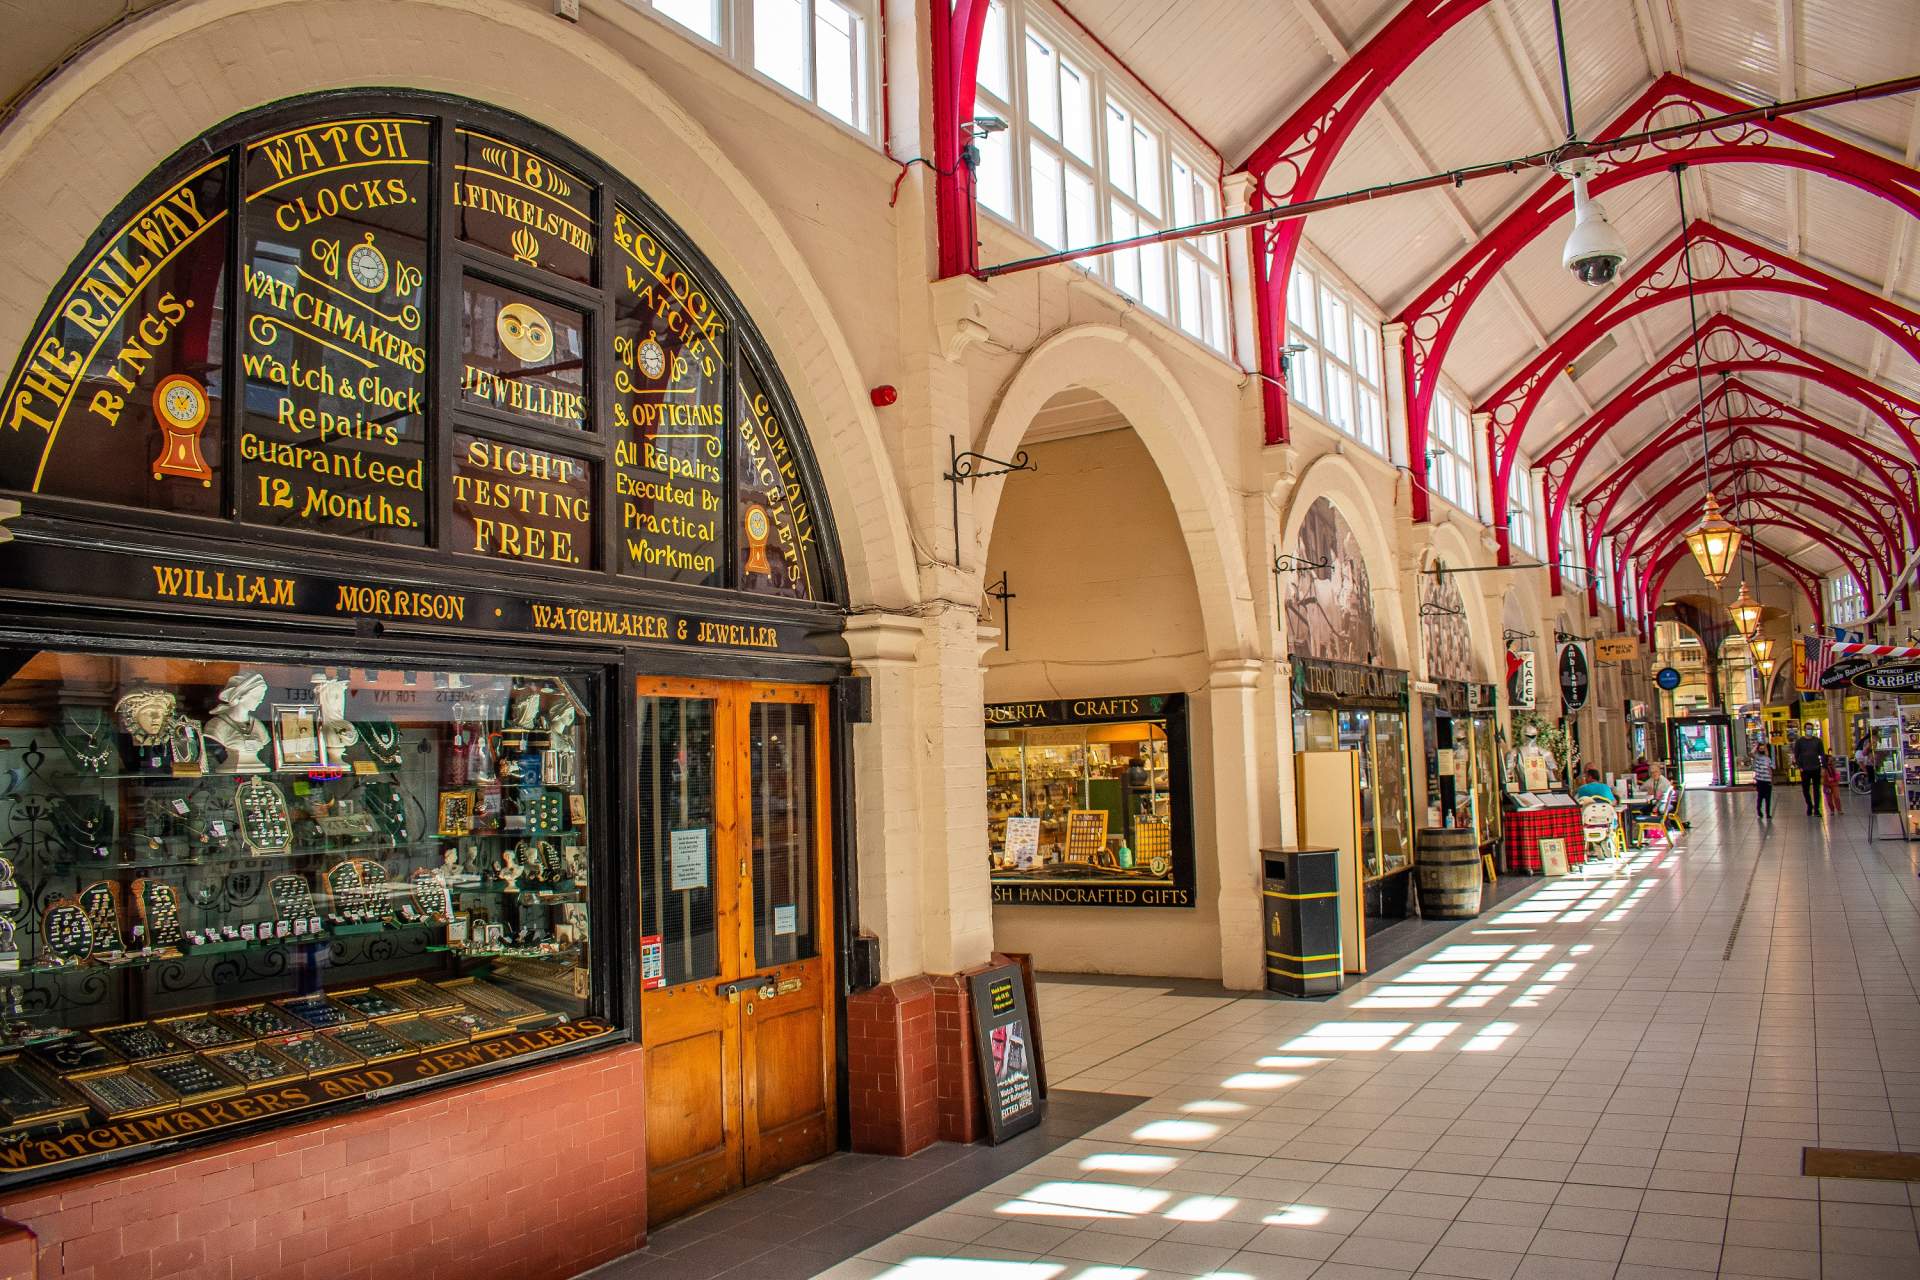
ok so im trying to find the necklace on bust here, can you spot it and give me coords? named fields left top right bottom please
left=360, top=721, right=403, bottom=765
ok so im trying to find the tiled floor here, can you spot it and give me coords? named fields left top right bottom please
left=586, top=1090, right=1145, bottom=1279
left=819, top=792, right=1920, bottom=1279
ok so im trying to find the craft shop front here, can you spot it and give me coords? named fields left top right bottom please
left=0, top=93, right=852, bottom=1268
left=1289, top=656, right=1416, bottom=969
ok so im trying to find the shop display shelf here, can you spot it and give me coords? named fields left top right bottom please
left=0, top=917, right=440, bottom=980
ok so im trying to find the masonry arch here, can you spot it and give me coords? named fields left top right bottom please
left=1274, top=453, right=1408, bottom=671
left=0, top=0, right=917, bottom=610
left=973, top=323, right=1257, bottom=663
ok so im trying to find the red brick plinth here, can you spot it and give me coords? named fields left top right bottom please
left=846, top=963, right=1000, bottom=1156
left=0, top=1044, right=644, bottom=1280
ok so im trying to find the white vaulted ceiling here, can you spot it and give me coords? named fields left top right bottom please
left=1062, top=0, right=1920, bottom=581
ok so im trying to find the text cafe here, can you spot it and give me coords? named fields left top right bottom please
left=0, top=93, right=854, bottom=1252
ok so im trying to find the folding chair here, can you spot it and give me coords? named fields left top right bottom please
left=1579, top=800, right=1622, bottom=876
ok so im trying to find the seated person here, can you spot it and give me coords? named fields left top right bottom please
left=1643, top=764, right=1684, bottom=832
left=1573, top=768, right=1617, bottom=803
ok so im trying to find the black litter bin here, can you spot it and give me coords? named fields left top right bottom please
left=1262, top=846, right=1342, bottom=997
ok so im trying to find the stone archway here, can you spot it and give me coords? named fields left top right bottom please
left=973, top=324, right=1257, bottom=664
left=0, top=0, right=918, bottom=611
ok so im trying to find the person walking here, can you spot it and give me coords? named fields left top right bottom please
left=1824, top=751, right=1845, bottom=815
left=1792, top=732, right=1826, bottom=815
left=1751, top=744, right=1774, bottom=821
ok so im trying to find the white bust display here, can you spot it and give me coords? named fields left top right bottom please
left=204, top=673, right=271, bottom=773
left=312, top=675, right=359, bottom=759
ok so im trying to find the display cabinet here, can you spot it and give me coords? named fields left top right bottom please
left=0, top=645, right=613, bottom=1181
left=1898, top=704, right=1920, bottom=839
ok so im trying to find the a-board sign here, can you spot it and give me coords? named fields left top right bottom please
left=969, top=962, right=1042, bottom=1143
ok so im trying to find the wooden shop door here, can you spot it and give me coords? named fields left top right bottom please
left=636, top=678, right=836, bottom=1226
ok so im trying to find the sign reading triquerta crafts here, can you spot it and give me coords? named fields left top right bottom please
left=0, top=105, right=823, bottom=613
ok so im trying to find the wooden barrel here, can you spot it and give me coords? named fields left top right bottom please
left=1414, top=827, right=1483, bottom=919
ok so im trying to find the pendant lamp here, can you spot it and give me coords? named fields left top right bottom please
left=1728, top=579, right=1762, bottom=639
left=1750, top=634, right=1775, bottom=666
left=1757, top=656, right=1777, bottom=683
left=1685, top=492, right=1741, bottom=587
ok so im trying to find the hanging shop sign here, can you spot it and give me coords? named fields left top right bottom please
left=1595, top=637, right=1639, bottom=663
left=1793, top=639, right=1809, bottom=691
left=1291, top=657, right=1408, bottom=712
left=1655, top=666, right=1682, bottom=690
left=1851, top=663, right=1920, bottom=693
left=1556, top=640, right=1591, bottom=711
left=968, top=963, right=1042, bottom=1143
left=1507, top=650, right=1536, bottom=710
left=1820, top=657, right=1872, bottom=691
left=986, top=694, right=1195, bottom=909
left=1428, top=679, right=1496, bottom=714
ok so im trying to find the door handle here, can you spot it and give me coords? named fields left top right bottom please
left=715, top=973, right=781, bottom=999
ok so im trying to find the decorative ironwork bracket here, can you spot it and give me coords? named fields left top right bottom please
left=985, top=571, right=1015, bottom=650
left=943, top=435, right=1035, bottom=566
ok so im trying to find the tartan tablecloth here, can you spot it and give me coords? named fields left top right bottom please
left=1502, top=804, right=1587, bottom=874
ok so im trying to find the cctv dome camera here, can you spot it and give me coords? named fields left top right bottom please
left=1561, top=171, right=1627, bottom=288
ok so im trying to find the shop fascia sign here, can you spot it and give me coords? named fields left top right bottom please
left=984, top=694, right=1173, bottom=726
left=1292, top=657, right=1407, bottom=709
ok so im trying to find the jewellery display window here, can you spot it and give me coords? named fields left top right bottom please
left=984, top=696, right=1195, bottom=908
left=0, top=645, right=613, bottom=1184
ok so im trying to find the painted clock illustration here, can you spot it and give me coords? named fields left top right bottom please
left=150, top=373, right=213, bottom=486
left=347, top=234, right=389, bottom=293
left=638, top=337, right=667, bottom=379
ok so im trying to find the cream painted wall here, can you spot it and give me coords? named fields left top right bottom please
left=980, top=428, right=1222, bottom=978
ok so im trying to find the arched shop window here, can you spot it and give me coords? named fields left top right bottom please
left=1, top=93, right=839, bottom=605
left=0, top=93, right=844, bottom=1189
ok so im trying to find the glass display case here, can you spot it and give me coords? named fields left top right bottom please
left=0, top=645, right=612, bottom=1179
left=1898, top=704, right=1920, bottom=839
left=1293, top=705, right=1414, bottom=880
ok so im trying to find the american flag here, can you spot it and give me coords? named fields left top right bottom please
left=1804, top=634, right=1831, bottom=688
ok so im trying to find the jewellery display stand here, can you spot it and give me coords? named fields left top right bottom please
left=0, top=652, right=600, bottom=1178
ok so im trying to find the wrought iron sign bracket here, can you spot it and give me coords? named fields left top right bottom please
left=1272, top=551, right=1330, bottom=632
left=944, top=435, right=1035, bottom=565
left=985, top=571, right=1015, bottom=650
left=1419, top=601, right=1464, bottom=618
left=1503, top=628, right=1535, bottom=648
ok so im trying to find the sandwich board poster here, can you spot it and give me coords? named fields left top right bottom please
left=969, top=962, right=1043, bottom=1143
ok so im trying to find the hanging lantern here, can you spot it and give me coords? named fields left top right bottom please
left=1727, top=581, right=1762, bottom=640
left=1683, top=492, right=1741, bottom=586
left=1757, top=656, right=1777, bottom=683
left=1750, top=634, right=1775, bottom=666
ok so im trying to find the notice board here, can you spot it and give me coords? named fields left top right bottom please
left=969, top=961, right=1043, bottom=1143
